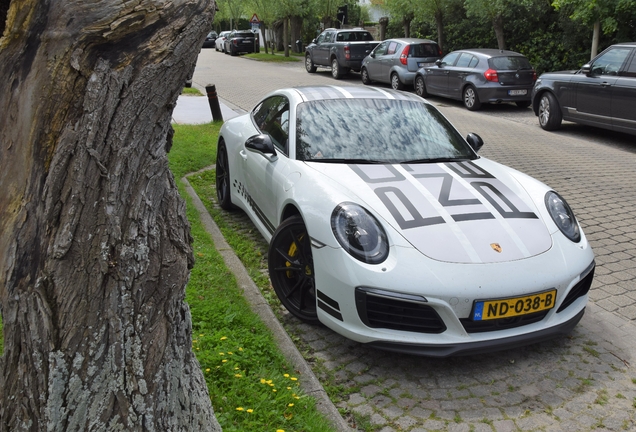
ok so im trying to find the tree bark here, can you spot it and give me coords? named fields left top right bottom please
left=290, top=15, right=303, bottom=53
left=379, top=16, right=389, bottom=41
left=402, top=12, right=414, bottom=38
left=284, top=17, right=290, bottom=57
left=435, top=10, right=444, bottom=53
left=591, top=20, right=600, bottom=59
left=0, top=0, right=222, bottom=430
left=492, top=13, right=506, bottom=50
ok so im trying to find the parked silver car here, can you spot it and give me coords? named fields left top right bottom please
left=361, top=38, right=442, bottom=90
left=414, top=49, right=537, bottom=110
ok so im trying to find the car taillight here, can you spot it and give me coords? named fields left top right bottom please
left=532, top=70, right=537, bottom=81
left=344, top=45, right=351, bottom=60
left=400, top=45, right=410, bottom=65
left=484, top=68, right=498, bottom=82
left=438, top=47, right=443, bottom=56
left=233, top=39, right=238, bottom=46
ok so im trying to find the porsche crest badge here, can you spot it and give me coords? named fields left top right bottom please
left=490, top=243, right=502, bottom=253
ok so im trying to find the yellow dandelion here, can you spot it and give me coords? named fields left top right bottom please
left=222, top=360, right=228, bottom=363
left=283, top=374, right=290, bottom=378
left=236, top=407, right=244, bottom=411
left=247, top=409, right=254, bottom=413
left=290, top=377, right=298, bottom=381
left=234, top=374, right=242, bottom=378
left=219, top=352, right=225, bottom=356
left=228, top=352, right=233, bottom=355
left=272, top=389, right=277, bottom=392
left=199, top=334, right=204, bottom=337
left=260, top=378, right=267, bottom=384
left=239, top=347, right=244, bottom=351
left=276, top=430, right=285, bottom=432
left=287, top=387, right=291, bottom=390
left=205, top=368, right=211, bottom=372
left=196, top=348, right=200, bottom=351
left=288, top=403, right=294, bottom=407
left=220, top=336, right=228, bottom=340
left=294, top=396, right=300, bottom=400
left=192, top=340, right=198, bottom=344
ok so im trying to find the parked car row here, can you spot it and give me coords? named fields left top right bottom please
left=303, top=29, right=636, bottom=136
left=211, top=30, right=258, bottom=55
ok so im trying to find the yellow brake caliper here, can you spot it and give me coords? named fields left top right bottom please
left=286, top=234, right=311, bottom=278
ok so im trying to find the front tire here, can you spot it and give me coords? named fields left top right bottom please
left=538, top=92, right=562, bottom=131
left=305, top=54, right=317, bottom=73
left=216, top=141, right=234, bottom=211
left=414, top=75, right=428, bottom=97
left=390, top=73, right=404, bottom=90
left=361, top=67, right=371, bottom=85
left=269, top=216, right=319, bottom=323
left=463, top=85, right=481, bottom=111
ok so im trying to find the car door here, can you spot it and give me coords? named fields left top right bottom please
left=366, top=41, right=389, bottom=81
left=447, top=53, right=478, bottom=98
left=425, top=51, right=461, bottom=96
left=314, top=31, right=334, bottom=65
left=611, top=49, right=636, bottom=134
left=574, top=47, right=631, bottom=126
left=381, top=40, right=401, bottom=82
left=244, top=96, right=291, bottom=232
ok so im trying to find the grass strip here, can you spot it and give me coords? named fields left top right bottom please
left=170, top=122, right=335, bottom=432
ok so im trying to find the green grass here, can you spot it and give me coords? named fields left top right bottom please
left=170, top=122, right=335, bottom=432
left=244, top=52, right=302, bottom=62
left=182, top=87, right=204, bottom=96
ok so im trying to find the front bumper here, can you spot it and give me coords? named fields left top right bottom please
left=310, top=232, right=594, bottom=357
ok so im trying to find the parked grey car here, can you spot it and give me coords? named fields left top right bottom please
left=414, top=49, right=537, bottom=110
left=361, top=38, right=441, bottom=90
left=531, top=42, right=636, bottom=135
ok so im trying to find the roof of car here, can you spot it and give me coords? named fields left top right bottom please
left=384, top=38, right=438, bottom=44
left=453, top=48, right=526, bottom=58
left=324, top=27, right=370, bottom=32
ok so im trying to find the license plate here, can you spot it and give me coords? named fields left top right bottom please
left=508, top=89, right=527, bottom=96
left=472, top=289, right=557, bottom=321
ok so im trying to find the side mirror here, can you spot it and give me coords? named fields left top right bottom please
left=311, top=38, right=316, bottom=44
left=370, top=52, right=376, bottom=58
left=580, top=63, right=591, bottom=75
left=466, top=133, right=484, bottom=153
left=245, top=134, right=277, bottom=156
left=435, top=59, right=443, bottom=67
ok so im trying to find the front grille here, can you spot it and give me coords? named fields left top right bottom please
left=355, top=287, right=446, bottom=334
left=460, top=310, right=548, bottom=333
left=557, top=262, right=595, bottom=313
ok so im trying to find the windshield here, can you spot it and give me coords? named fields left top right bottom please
left=295, top=98, right=476, bottom=163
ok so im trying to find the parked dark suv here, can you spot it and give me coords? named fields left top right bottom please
left=414, top=49, right=536, bottom=110
left=531, top=42, right=636, bottom=135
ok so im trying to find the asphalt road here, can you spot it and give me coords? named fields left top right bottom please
left=190, top=49, right=636, bottom=432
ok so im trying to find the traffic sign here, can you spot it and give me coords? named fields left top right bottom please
left=250, top=14, right=260, bottom=24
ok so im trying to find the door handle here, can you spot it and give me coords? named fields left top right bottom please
left=600, top=82, right=611, bottom=87
left=239, top=150, right=247, bottom=160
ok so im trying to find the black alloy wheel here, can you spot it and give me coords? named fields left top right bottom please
left=538, top=92, right=563, bottom=131
left=215, top=141, right=234, bottom=210
left=305, top=55, right=317, bottom=73
left=463, top=85, right=482, bottom=111
left=414, top=75, right=428, bottom=97
left=268, top=216, right=319, bottom=323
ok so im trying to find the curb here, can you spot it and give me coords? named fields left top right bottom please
left=182, top=173, right=352, bottom=432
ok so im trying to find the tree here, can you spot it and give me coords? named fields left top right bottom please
left=464, top=0, right=509, bottom=49
left=553, top=0, right=636, bottom=58
left=0, top=0, right=222, bottom=430
left=385, top=0, right=418, bottom=37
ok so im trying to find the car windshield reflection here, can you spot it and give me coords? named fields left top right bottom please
left=295, top=99, right=476, bottom=164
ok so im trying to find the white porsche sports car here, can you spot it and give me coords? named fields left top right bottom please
left=216, top=85, right=595, bottom=357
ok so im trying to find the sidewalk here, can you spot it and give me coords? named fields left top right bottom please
left=172, top=93, right=245, bottom=124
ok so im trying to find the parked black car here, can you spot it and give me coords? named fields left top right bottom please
left=224, top=30, right=258, bottom=56
left=531, top=42, right=636, bottom=135
left=202, top=31, right=218, bottom=48
left=414, top=49, right=536, bottom=110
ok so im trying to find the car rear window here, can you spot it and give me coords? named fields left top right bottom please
left=295, top=99, right=475, bottom=163
left=489, top=56, right=532, bottom=70
left=336, top=32, right=374, bottom=42
left=234, top=31, right=254, bottom=38
left=410, top=43, right=440, bottom=58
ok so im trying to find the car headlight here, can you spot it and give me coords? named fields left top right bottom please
left=331, top=203, right=389, bottom=264
left=545, top=191, right=580, bottom=243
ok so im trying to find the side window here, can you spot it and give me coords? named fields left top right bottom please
left=623, top=51, right=636, bottom=77
left=252, top=96, right=290, bottom=154
left=315, top=33, right=325, bottom=44
left=324, top=32, right=334, bottom=43
left=590, top=48, right=632, bottom=76
left=468, top=55, right=479, bottom=68
left=387, top=41, right=400, bottom=55
left=441, top=52, right=460, bottom=66
left=455, top=53, right=474, bottom=68
left=374, top=41, right=389, bottom=56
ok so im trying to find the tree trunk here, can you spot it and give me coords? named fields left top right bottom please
left=435, top=10, right=444, bottom=53
left=290, top=15, right=303, bottom=53
left=402, top=12, right=414, bottom=38
left=0, top=1, right=222, bottom=431
left=262, top=22, right=269, bottom=54
left=284, top=17, right=290, bottom=57
left=591, top=20, right=600, bottom=59
left=492, top=13, right=506, bottom=50
left=379, top=16, right=389, bottom=41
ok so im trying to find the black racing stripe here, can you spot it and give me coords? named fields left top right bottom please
left=246, top=193, right=276, bottom=234
left=452, top=212, right=495, bottom=222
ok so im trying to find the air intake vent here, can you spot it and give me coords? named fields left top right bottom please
left=557, top=262, right=595, bottom=313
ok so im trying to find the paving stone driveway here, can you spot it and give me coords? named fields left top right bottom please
left=190, top=50, right=636, bottom=431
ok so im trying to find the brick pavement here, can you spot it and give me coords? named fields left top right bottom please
left=189, top=50, right=636, bottom=431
